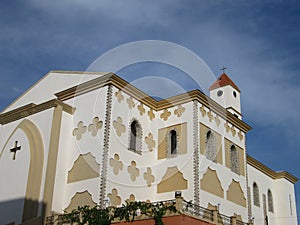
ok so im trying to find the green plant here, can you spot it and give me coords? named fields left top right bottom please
left=59, top=200, right=177, bottom=225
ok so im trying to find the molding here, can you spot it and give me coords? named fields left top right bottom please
left=247, top=154, right=298, bottom=184
left=43, top=105, right=63, bottom=219
left=7, top=119, right=45, bottom=222
left=192, top=100, right=200, bottom=205
left=99, top=85, right=113, bottom=207
left=54, top=72, right=252, bottom=133
left=0, top=99, right=75, bottom=125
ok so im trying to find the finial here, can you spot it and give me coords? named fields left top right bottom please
left=220, top=66, right=227, bottom=74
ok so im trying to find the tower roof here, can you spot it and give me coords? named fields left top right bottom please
left=209, top=73, right=240, bottom=92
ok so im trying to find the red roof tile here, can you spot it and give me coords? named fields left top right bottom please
left=209, top=73, right=240, bottom=92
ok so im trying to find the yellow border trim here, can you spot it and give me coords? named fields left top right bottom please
left=0, top=99, right=74, bottom=125
left=247, top=154, right=298, bottom=184
left=54, top=72, right=252, bottom=133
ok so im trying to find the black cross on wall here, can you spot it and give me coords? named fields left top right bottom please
left=10, top=141, right=21, bottom=160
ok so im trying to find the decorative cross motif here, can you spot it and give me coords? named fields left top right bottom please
left=147, top=109, right=155, bottom=120
left=115, top=90, right=124, bottom=103
left=224, top=122, right=230, bottom=133
left=238, top=130, right=244, bottom=141
left=72, top=121, right=87, bottom=140
left=127, top=161, right=139, bottom=181
left=215, top=115, right=221, bottom=126
left=137, top=103, right=145, bottom=116
left=10, top=141, right=21, bottom=160
left=200, top=105, right=207, bottom=117
left=109, top=154, right=123, bottom=175
left=88, top=117, right=103, bottom=136
left=231, top=126, right=236, bottom=137
left=107, top=188, right=121, bottom=207
left=143, top=167, right=155, bottom=187
left=221, top=66, right=228, bottom=74
left=113, top=117, right=126, bottom=137
left=160, top=109, right=171, bottom=121
left=145, top=133, right=156, bottom=152
left=207, top=110, right=213, bottom=122
left=127, top=97, right=135, bottom=109
left=174, top=105, right=185, bottom=117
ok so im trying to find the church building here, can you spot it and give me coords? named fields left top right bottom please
left=0, top=70, right=298, bottom=225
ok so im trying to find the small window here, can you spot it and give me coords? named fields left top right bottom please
left=170, top=130, right=177, bottom=155
left=129, top=120, right=142, bottom=153
left=205, top=131, right=217, bottom=162
left=268, top=189, right=274, bottom=213
left=233, top=91, right=237, bottom=98
left=230, top=145, right=239, bottom=174
left=253, top=182, right=260, bottom=207
left=217, top=90, right=223, bottom=97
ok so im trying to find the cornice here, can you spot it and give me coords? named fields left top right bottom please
left=247, top=154, right=298, bottom=184
left=55, top=73, right=252, bottom=133
left=0, top=99, right=75, bottom=125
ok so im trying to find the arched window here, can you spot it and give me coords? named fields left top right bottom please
left=170, top=130, right=177, bottom=155
left=268, top=189, right=274, bottom=213
left=230, top=145, right=239, bottom=174
left=205, top=131, right=216, bottom=162
left=253, top=182, right=260, bottom=207
left=129, top=120, right=142, bottom=153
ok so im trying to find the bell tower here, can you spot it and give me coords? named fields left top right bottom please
left=209, top=72, right=242, bottom=119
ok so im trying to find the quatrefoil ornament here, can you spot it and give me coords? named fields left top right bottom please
left=127, top=161, right=139, bottom=181
left=88, top=117, right=103, bottom=136
left=113, top=117, right=126, bottom=137
left=72, top=121, right=87, bottom=140
left=109, top=154, right=123, bottom=175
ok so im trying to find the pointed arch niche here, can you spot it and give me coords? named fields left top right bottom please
left=1, top=119, right=44, bottom=222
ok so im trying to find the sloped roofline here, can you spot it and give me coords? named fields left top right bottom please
left=209, top=73, right=241, bottom=92
left=0, top=70, right=252, bottom=133
left=54, top=71, right=252, bottom=133
left=1, top=70, right=109, bottom=114
left=247, top=154, right=298, bottom=184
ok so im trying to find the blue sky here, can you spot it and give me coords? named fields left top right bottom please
left=0, top=0, right=300, bottom=220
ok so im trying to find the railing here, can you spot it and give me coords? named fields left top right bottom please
left=46, top=197, right=253, bottom=225
left=181, top=199, right=252, bottom=225
left=218, top=213, right=231, bottom=225
left=182, top=200, right=213, bottom=221
left=237, top=220, right=248, bottom=225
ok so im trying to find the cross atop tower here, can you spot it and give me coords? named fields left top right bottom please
left=220, top=66, right=228, bottom=74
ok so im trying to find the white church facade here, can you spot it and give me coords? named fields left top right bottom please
left=0, top=70, right=298, bottom=225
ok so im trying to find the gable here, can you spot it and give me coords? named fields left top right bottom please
left=2, top=71, right=108, bottom=113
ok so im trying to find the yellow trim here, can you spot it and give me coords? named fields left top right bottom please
left=1, top=119, right=45, bottom=222
left=43, top=105, right=63, bottom=219
left=247, top=154, right=298, bottom=184
left=199, top=123, right=222, bottom=164
left=0, top=99, right=74, bottom=125
left=54, top=72, right=252, bottom=133
left=224, top=138, right=245, bottom=176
